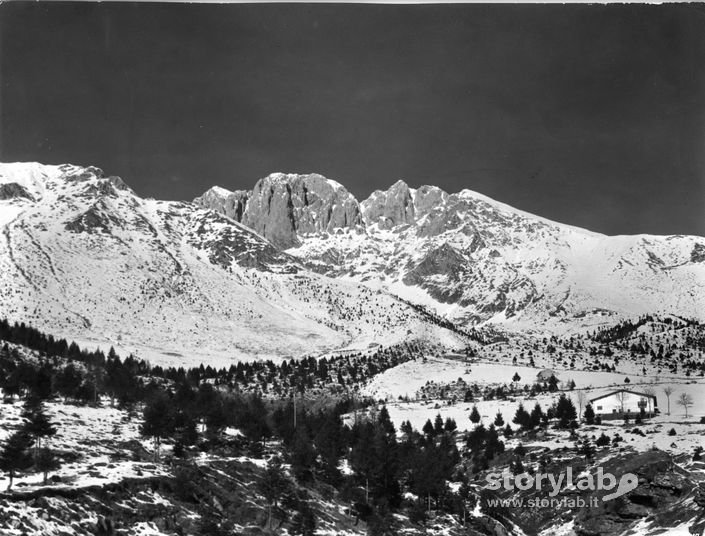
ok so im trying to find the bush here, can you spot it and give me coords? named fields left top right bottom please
left=668, top=428, right=677, bottom=436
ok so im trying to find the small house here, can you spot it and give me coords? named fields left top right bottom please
left=589, top=389, right=657, bottom=419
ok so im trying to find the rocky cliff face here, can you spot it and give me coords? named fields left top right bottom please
left=194, top=186, right=250, bottom=224
left=196, top=174, right=362, bottom=249
left=195, top=174, right=705, bottom=331
left=361, top=180, right=417, bottom=229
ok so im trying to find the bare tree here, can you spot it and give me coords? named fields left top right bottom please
left=576, top=391, right=587, bottom=420
left=616, top=391, right=628, bottom=414
left=663, top=386, right=675, bottom=416
left=677, top=393, right=694, bottom=418
left=643, top=386, right=656, bottom=415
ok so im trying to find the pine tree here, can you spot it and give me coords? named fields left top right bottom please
left=493, top=411, right=504, bottom=427
left=529, top=402, right=544, bottom=429
left=584, top=403, right=595, bottom=425
left=443, top=417, right=457, bottom=434
left=469, top=405, right=481, bottom=424
left=422, top=419, right=435, bottom=438
left=140, top=392, right=175, bottom=460
left=21, top=398, right=57, bottom=453
left=205, top=402, right=227, bottom=440
left=512, top=403, right=531, bottom=431
left=258, top=456, right=289, bottom=530
left=0, top=429, right=34, bottom=490
left=290, top=427, right=316, bottom=482
left=433, top=414, right=445, bottom=435
left=547, top=375, right=559, bottom=392
left=555, top=394, right=578, bottom=428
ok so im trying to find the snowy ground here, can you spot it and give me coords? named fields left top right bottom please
left=0, top=399, right=168, bottom=491
left=362, top=354, right=705, bottom=459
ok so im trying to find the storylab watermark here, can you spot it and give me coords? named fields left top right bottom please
left=485, top=466, right=639, bottom=507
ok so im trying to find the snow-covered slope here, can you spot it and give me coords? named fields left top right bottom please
left=0, top=163, right=468, bottom=365
left=199, top=174, right=705, bottom=332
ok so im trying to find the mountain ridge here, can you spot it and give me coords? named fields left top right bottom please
left=196, top=171, right=705, bottom=331
left=0, top=162, right=469, bottom=366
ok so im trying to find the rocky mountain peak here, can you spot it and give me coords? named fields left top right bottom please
left=214, top=173, right=364, bottom=249
left=361, top=179, right=417, bottom=229
left=194, top=186, right=250, bottom=223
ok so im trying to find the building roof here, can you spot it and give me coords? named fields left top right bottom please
left=589, top=389, right=657, bottom=404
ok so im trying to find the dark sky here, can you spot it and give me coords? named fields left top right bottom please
left=1, top=3, right=704, bottom=236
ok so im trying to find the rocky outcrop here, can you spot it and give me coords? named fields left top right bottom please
left=0, top=183, right=34, bottom=201
left=413, top=185, right=448, bottom=220
left=574, top=449, right=694, bottom=536
left=691, top=243, right=705, bottom=263
left=194, top=186, right=250, bottom=223
left=361, top=180, right=416, bottom=229
left=197, top=173, right=363, bottom=249
left=246, top=173, right=362, bottom=248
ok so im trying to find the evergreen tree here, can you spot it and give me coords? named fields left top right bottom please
left=512, top=403, right=531, bottom=431
left=493, top=411, right=504, bottom=427
left=484, top=424, right=504, bottom=460
left=422, top=419, right=435, bottom=438
left=529, top=402, right=544, bottom=429
left=469, top=405, right=481, bottom=424
left=400, top=420, right=414, bottom=439
left=290, top=427, right=316, bottom=482
left=21, top=398, right=57, bottom=453
left=584, top=403, right=596, bottom=425
left=547, top=375, right=559, bottom=392
left=0, top=429, right=34, bottom=490
left=205, top=402, right=227, bottom=440
left=555, top=394, right=578, bottom=428
left=443, top=417, right=457, bottom=434
left=140, top=391, right=175, bottom=460
left=258, top=456, right=289, bottom=530
left=433, top=414, right=445, bottom=436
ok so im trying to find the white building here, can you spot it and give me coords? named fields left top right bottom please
left=590, top=389, right=657, bottom=419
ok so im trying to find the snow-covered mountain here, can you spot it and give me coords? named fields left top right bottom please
left=0, top=163, right=468, bottom=365
left=198, top=173, right=705, bottom=333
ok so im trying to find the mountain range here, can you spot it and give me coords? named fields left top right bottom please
left=195, top=171, right=705, bottom=333
left=0, top=162, right=702, bottom=365
left=0, top=163, right=466, bottom=366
